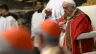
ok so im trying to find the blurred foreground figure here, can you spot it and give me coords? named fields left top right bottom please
left=0, top=4, right=18, bottom=33
left=0, top=26, right=33, bottom=54
left=62, top=0, right=94, bottom=54
left=36, top=19, right=71, bottom=54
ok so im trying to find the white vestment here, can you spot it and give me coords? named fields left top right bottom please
left=43, top=0, right=64, bottom=21
left=31, top=11, right=44, bottom=37
left=31, top=11, right=44, bottom=47
left=0, top=16, right=18, bottom=33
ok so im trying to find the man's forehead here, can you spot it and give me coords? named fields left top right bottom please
left=62, top=2, right=68, bottom=7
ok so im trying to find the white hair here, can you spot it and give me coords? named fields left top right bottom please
left=62, top=0, right=76, bottom=8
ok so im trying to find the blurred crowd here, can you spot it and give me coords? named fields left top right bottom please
left=0, top=0, right=96, bottom=54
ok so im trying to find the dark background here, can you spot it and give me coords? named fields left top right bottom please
left=0, top=0, right=49, bottom=9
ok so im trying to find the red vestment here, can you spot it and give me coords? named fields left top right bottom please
left=63, top=14, right=94, bottom=54
left=58, top=17, right=64, bottom=23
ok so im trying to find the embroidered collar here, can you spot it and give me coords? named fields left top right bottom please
left=67, top=8, right=77, bottom=20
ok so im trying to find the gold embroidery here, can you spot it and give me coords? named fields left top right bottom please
left=79, top=40, right=83, bottom=54
left=70, top=19, right=73, bottom=51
